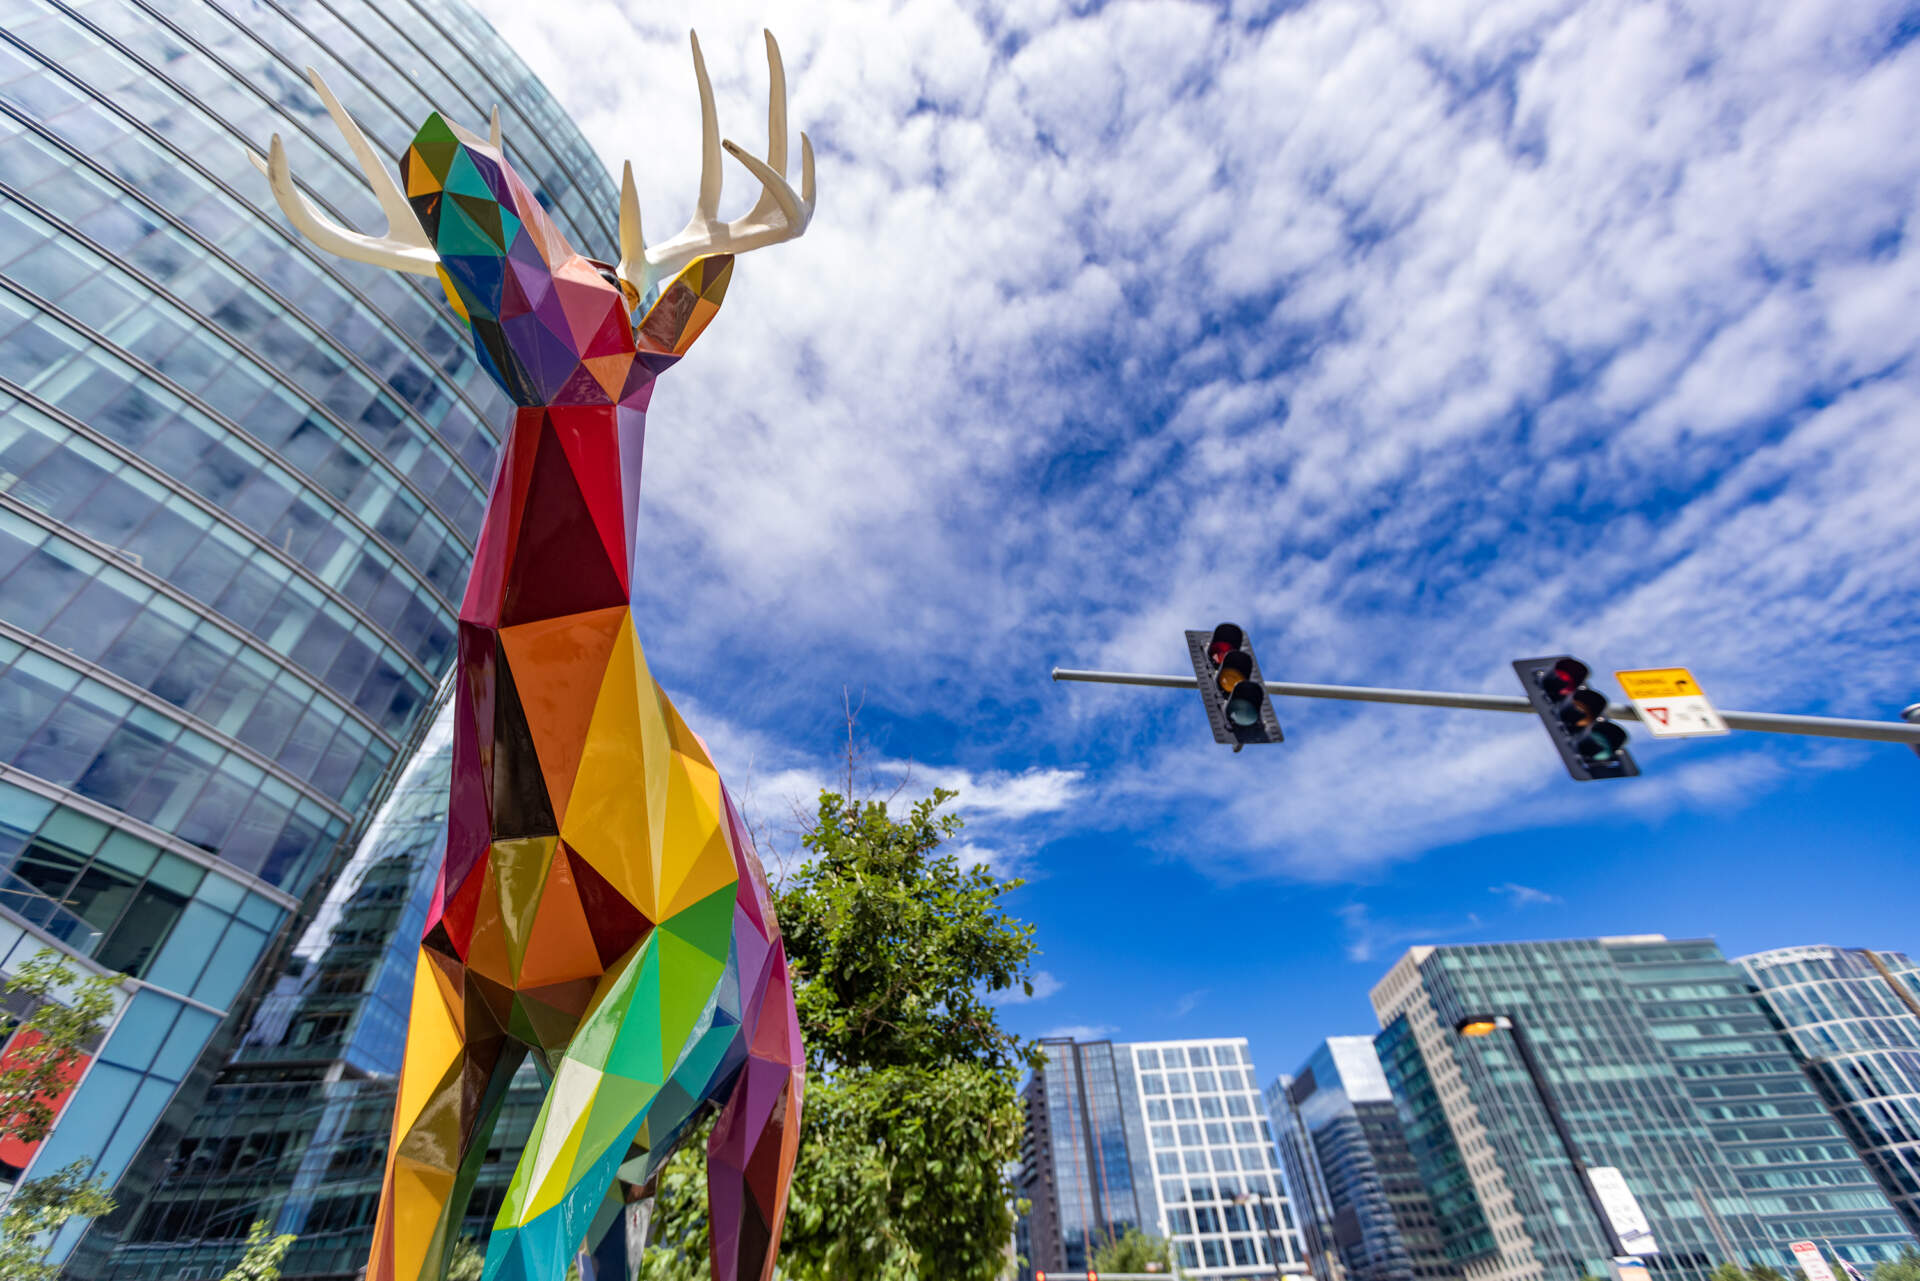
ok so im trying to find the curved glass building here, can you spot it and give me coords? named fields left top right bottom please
left=0, top=0, right=614, bottom=1264
left=1741, top=946, right=1920, bottom=1240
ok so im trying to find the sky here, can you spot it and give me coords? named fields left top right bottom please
left=469, top=0, right=1920, bottom=1084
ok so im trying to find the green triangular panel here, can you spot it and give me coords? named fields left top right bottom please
left=415, top=112, right=457, bottom=146
left=655, top=930, right=724, bottom=1056
left=605, top=942, right=665, bottom=1084
left=451, top=192, right=506, bottom=248
left=657, top=883, right=737, bottom=961
left=436, top=200, right=503, bottom=259
left=445, top=149, right=498, bottom=200
left=568, top=937, right=651, bottom=1070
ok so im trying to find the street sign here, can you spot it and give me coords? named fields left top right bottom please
left=1792, top=1241, right=1836, bottom=1281
left=1611, top=1258, right=1652, bottom=1281
left=1615, top=667, right=1728, bottom=739
left=1589, top=1166, right=1659, bottom=1255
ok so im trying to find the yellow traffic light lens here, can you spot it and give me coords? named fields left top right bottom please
left=1459, top=1019, right=1499, bottom=1037
left=1218, top=666, right=1244, bottom=694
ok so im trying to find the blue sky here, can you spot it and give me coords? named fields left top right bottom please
left=476, top=0, right=1920, bottom=1083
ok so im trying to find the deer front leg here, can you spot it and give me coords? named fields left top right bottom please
left=365, top=951, right=526, bottom=1281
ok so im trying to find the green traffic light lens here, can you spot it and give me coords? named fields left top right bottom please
left=1225, top=685, right=1265, bottom=729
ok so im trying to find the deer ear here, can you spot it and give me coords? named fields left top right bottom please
left=635, top=253, right=734, bottom=357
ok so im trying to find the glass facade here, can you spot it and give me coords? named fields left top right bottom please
left=101, top=703, right=543, bottom=1279
left=1019, top=1035, right=1305, bottom=1280
left=1740, top=946, right=1920, bottom=1239
left=1019, top=1038, right=1159, bottom=1276
left=1370, top=938, right=1916, bottom=1281
left=1129, top=1038, right=1302, bottom=1278
left=0, top=0, right=614, bottom=1263
left=1271, top=1037, right=1454, bottom=1281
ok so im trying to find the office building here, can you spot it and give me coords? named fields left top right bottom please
left=0, top=0, right=614, bottom=1264
left=1740, top=946, right=1920, bottom=1239
left=1371, top=937, right=1914, bottom=1281
left=1270, top=1038, right=1453, bottom=1281
left=1019, top=1035, right=1305, bottom=1279
left=100, top=702, right=542, bottom=1279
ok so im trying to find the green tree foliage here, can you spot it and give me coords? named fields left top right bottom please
left=0, top=952, right=121, bottom=1144
left=1749, top=1265, right=1791, bottom=1281
left=1092, top=1225, right=1177, bottom=1274
left=1873, top=1249, right=1920, bottom=1281
left=0, top=951, right=122, bottom=1280
left=218, top=1219, right=298, bottom=1281
left=0, top=1159, right=116, bottom=1281
left=642, top=788, right=1041, bottom=1281
left=446, top=1237, right=487, bottom=1280
left=1712, top=1263, right=1752, bottom=1281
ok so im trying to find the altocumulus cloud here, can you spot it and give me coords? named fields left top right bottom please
left=476, top=0, right=1920, bottom=880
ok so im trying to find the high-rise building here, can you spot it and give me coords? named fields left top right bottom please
left=1370, top=937, right=1915, bottom=1281
left=1019, top=1037, right=1161, bottom=1276
left=0, top=0, right=613, bottom=1263
left=1270, top=1037, right=1453, bottom=1281
left=1018, top=1035, right=1305, bottom=1280
left=99, top=701, right=544, bottom=1279
left=1739, top=946, right=1920, bottom=1239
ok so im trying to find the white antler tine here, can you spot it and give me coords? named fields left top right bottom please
left=763, top=30, right=789, bottom=178
left=721, top=140, right=805, bottom=232
left=689, top=31, right=723, bottom=224
left=489, top=105, right=502, bottom=150
left=305, top=68, right=421, bottom=241
left=799, top=131, right=816, bottom=218
left=256, top=133, right=438, bottom=276
left=617, top=160, right=647, bottom=296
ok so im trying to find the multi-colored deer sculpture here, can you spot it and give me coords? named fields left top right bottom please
left=249, top=32, right=815, bottom=1281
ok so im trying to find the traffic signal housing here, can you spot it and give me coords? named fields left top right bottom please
left=1187, top=623, right=1284, bottom=749
left=1513, top=656, right=1639, bottom=781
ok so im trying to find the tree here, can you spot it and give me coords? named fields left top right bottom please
left=1711, top=1264, right=1752, bottom=1281
left=218, top=1219, right=298, bottom=1281
left=1749, top=1266, right=1790, bottom=1281
left=446, top=1237, right=487, bottom=1280
left=1092, top=1226, right=1177, bottom=1274
left=1874, top=1250, right=1920, bottom=1281
left=0, top=1160, right=115, bottom=1281
left=0, top=950, right=122, bottom=1280
left=641, top=787, right=1042, bottom=1281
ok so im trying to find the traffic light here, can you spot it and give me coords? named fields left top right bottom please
left=1512, top=656, right=1639, bottom=781
left=1186, top=623, right=1284, bottom=749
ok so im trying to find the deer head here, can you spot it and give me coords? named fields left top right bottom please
left=248, top=31, right=815, bottom=407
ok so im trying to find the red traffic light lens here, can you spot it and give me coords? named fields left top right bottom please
left=1542, top=659, right=1589, bottom=700
left=1207, top=623, right=1246, bottom=667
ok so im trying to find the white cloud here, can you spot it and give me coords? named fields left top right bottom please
left=1491, top=882, right=1562, bottom=908
left=1044, top=1024, right=1120, bottom=1042
left=990, top=969, right=1065, bottom=1005
left=473, top=0, right=1920, bottom=882
left=1338, top=903, right=1485, bottom=964
left=1172, top=988, right=1209, bottom=1018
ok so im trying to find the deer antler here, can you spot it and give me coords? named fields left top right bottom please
left=618, top=30, right=817, bottom=303
left=246, top=69, right=502, bottom=278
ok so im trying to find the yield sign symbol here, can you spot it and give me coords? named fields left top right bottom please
left=1648, top=707, right=1670, bottom=725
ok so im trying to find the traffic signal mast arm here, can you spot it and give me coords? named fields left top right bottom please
left=1049, top=668, right=1920, bottom=745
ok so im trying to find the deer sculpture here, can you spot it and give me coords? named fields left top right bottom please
left=249, top=32, right=814, bottom=1281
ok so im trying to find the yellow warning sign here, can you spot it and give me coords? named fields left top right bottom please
left=1613, top=667, right=1728, bottom=738
left=1615, top=667, right=1703, bottom=700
